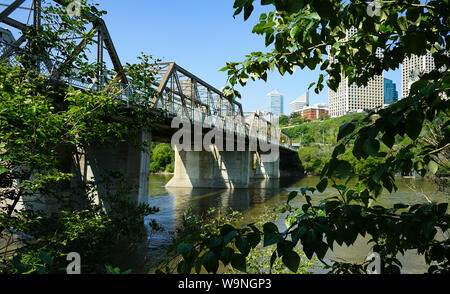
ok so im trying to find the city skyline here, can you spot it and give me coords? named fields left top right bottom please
left=87, top=1, right=402, bottom=115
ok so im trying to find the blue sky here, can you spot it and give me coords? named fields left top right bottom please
left=99, top=0, right=335, bottom=114
left=5, top=0, right=402, bottom=114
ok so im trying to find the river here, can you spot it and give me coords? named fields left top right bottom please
left=141, top=174, right=449, bottom=274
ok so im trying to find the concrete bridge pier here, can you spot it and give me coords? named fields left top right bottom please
left=72, top=129, right=151, bottom=212
left=166, top=145, right=251, bottom=189
left=250, top=151, right=280, bottom=180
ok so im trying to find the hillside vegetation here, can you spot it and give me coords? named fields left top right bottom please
left=282, top=113, right=366, bottom=146
left=285, top=113, right=449, bottom=178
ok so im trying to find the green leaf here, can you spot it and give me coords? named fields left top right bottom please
left=39, top=250, right=53, bottom=266
left=316, top=178, right=328, bottom=193
left=263, top=222, right=282, bottom=247
left=261, top=0, right=274, bottom=5
left=302, top=230, right=319, bottom=259
left=243, top=3, right=254, bottom=20
left=275, top=0, right=305, bottom=14
left=381, top=133, right=395, bottom=148
left=428, top=160, right=438, bottom=174
left=332, top=144, right=345, bottom=157
left=263, top=222, right=278, bottom=233
left=406, top=7, right=421, bottom=24
left=290, top=25, right=300, bottom=38
left=247, top=233, right=261, bottom=248
left=270, top=250, right=277, bottom=270
left=405, top=119, right=422, bottom=140
left=282, top=251, right=300, bottom=273
left=207, top=236, right=223, bottom=248
left=372, top=164, right=388, bottom=183
left=231, top=253, right=247, bottom=272
left=177, top=242, right=193, bottom=255
left=223, top=230, right=237, bottom=245
left=277, top=240, right=295, bottom=256
left=236, top=237, right=250, bottom=256
left=363, top=139, right=380, bottom=156
left=220, top=247, right=234, bottom=265
left=337, top=123, right=355, bottom=141
left=330, top=159, right=353, bottom=178
left=201, top=251, right=219, bottom=273
left=287, top=191, right=298, bottom=203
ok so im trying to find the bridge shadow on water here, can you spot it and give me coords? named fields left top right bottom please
left=140, top=174, right=300, bottom=271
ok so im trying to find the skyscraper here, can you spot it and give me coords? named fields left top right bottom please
left=328, top=28, right=384, bottom=117
left=402, top=53, right=435, bottom=99
left=384, top=78, right=399, bottom=105
left=266, top=89, right=284, bottom=116
left=289, top=92, right=309, bottom=115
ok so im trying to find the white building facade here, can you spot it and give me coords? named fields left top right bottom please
left=402, top=53, right=436, bottom=99
left=328, top=28, right=384, bottom=117
left=289, top=92, right=309, bottom=114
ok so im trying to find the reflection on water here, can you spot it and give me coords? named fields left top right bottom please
left=144, top=174, right=449, bottom=273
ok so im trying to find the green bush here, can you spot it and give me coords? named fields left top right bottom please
left=165, top=161, right=175, bottom=173
left=150, top=143, right=174, bottom=173
left=298, top=146, right=331, bottom=175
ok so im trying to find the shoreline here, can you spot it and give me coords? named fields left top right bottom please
left=150, top=171, right=174, bottom=176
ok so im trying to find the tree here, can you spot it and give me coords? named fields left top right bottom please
left=0, top=1, right=162, bottom=273
left=171, top=0, right=449, bottom=274
left=150, top=143, right=175, bottom=173
left=279, top=115, right=289, bottom=125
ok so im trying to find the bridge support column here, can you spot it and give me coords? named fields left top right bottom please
left=73, top=129, right=151, bottom=212
left=250, top=151, right=280, bottom=179
left=166, top=146, right=250, bottom=189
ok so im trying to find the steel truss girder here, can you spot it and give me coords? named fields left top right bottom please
left=0, top=0, right=128, bottom=84
left=152, top=62, right=243, bottom=118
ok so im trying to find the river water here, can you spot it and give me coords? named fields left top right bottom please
left=142, top=174, right=449, bottom=274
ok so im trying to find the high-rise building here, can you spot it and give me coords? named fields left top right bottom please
left=289, top=92, right=309, bottom=114
left=328, top=76, right=384, bottom=117
left=384, top=78, right=399, bottom=105
left=328, top=28, right=384, bottom=117
left=266, top=89, right=284, bottom=116
left=402, top=53, right=435, bottom=99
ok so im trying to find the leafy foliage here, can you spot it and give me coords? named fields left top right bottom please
left=0, top=1, right=165, bottom=273
left=283, top=113, right=366, bottom=146
left=156, top=208, right=318, bottom=274
left=170, top=0, right=450, bottom=274
left=150, top=143, right=175, bottom=173
left=225, top=245, right=319, bottom=274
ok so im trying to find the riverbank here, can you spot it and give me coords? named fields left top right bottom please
left=150, top=171, right=174, bottom=176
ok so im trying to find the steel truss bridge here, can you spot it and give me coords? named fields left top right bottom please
left=0, top=0, right=296, bottom=152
